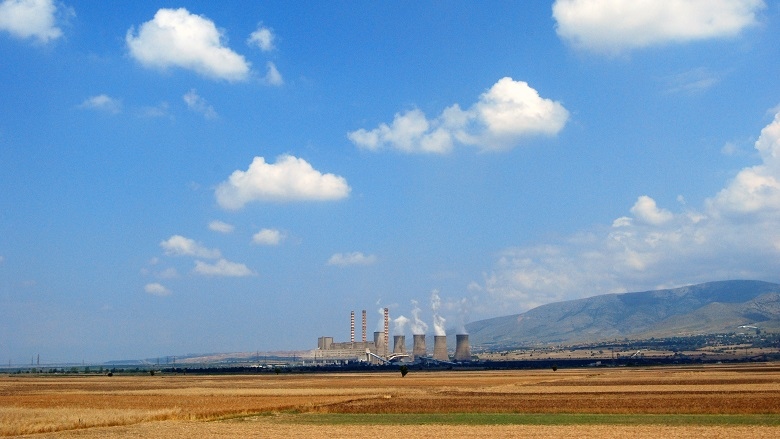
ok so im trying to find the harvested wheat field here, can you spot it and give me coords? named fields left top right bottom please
left=2, top=363, right=780, bottom=438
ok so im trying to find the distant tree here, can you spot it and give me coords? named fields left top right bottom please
left=551, top=364, right=558, bottom=372
left=400, top=365, right=409, bottom=377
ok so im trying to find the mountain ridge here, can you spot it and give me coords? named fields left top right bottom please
left=466, top=280, right=780, bottom=349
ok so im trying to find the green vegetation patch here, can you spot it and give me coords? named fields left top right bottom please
left=279, top=413, right=780, bottom=426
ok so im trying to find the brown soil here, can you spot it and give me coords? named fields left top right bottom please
left=2, top=364, right=780, bottom=437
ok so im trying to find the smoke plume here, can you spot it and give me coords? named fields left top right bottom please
left=393, top=315, right=409, bottom=335
left=410, top=299, right=428, bottom=335
left=457, top=297, right=470, bottom=334
left=431, top=289, right=446, bottom=336
left=375, top=307, right=384, bottom=332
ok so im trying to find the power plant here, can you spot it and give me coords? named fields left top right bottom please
left=454, top=334, right=471, bottom=361
left=433, top=335, right=448, bottom=361
left=412, top=334, right=427, bottom=359
left=393, top=335, right=406, bottom=355
left=314, top=307, right=472, bottom=364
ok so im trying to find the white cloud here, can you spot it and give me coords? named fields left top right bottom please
left=126, top=8, right=250, bottom=81
left=263, top=61, right=283, bottom=86
left=553, top=0, right=765, bottom=55
left=630, top=195, right=674, bottom=225
left=348, top=77, right=568, bottom=153
left=477, top=110, right=780, bottom=313
left=78, top=94, right=122, bottom=114
left=215, top=155, right=351, bottom=210
left=183, top=89, right=218, bottom=119
left=0, top=255, right=4, bottom=263
left=327, top=252, right=377, bottom=267
left=252, top=228, right=284, bottom=246
left=208, top=220, right=234, bottom=234
left=160, top=235, right=221, bottom=259
left=0, top=0, right=63, bottom=43
left=157, top=267, right=179, bottom=279
left=721, top=141, right=740, bottom=156
left=708, top=114, right=780, bottom=216
left=247, top=25, right=275, bottom=51
left=663, top=68, right=720, bottom=95
left=144, top=282, right=171, bottom=296
left=138, top=102, right=170, bottom=118
left=193, top=258, right=254, bottom=277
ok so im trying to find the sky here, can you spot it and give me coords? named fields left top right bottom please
left=1, top=0, right=780, bottom=364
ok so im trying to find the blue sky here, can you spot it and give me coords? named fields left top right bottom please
left=1, top=0, right=779, bottom=363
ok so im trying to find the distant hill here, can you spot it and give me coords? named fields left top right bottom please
left=466, top=280, right=780, bottom=350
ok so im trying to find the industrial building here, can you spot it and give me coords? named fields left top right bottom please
left=313, top=309, right=471, bottom=364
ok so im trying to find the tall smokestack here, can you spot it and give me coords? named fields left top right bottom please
left=393, top=335, right=406, bottom=354
left=412, top=334, right=426, bottom=359
left=350, top=311, right=355, bottom=344
left=454, top=334, right=471, bottom=362
left=433, top=335, right=448, bottom=361
left=383, top=307, right=389, bottom=358
left=362, top=310, right=367, bottom=343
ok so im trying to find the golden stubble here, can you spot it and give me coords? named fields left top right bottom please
left=2, top=364, right=780, bottom=436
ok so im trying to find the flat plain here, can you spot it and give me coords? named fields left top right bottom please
left=2, top=363, right=780, bottom=438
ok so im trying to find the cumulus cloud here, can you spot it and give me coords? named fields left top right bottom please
left=160, top=235, right=221, bottom=259
left=252, top=228, right=284, bottom=246
left=126, top=8, right=250, bottom=81
left=327, top=252, right=377, bottom=267
left=193, top=258, right=254, bottom=277
left=247, top=25, right=275, bottom=51
left=215, top=155, right=351, bottom=210
left=630, top=195, right=674, bottom=225
left=0, top=0, right=63, bottom=43
left=553, top=0, right=765, bottom=55
left=78, top=94, right=122, bottom=114
left=183, top=89, right=218, bottom=119
left=348, top=77, right=568, bottom=153
left=708, top=113, right=780, bottom=216
left=208, top=220, right=234, bottom=234
left=263, top=61, right=283, bottom=86
left=144, top=282, right=171, bottom=296
left=476, top=110, right=780, bottom=313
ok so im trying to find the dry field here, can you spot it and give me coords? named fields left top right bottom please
left=2, top=363, right=780, bottom=438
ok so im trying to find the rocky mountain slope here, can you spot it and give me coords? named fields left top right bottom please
left=466, top=280, right=780, bottom=349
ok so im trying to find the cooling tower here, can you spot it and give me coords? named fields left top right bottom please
left=373, top=331, right=385, bottom=356
left=412, top=334, right=426, bottom=359
left=433, top=335, right=448, bottom=361
left=393, top=335, right=406, bottom=354
left=454, top=334, right=471, bottom=362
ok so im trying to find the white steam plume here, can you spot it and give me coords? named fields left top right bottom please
left=393, top=315, right=409, bottom=335
left=410, top=299, right=428, bottom=335
left=457, top=297, right=470, bottom=335
left=375, top=307, right=384, bottom=332
left=431, top=289, right=446, bottom=336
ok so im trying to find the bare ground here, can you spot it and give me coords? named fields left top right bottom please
left=3, top=363, right=780, bottom=437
